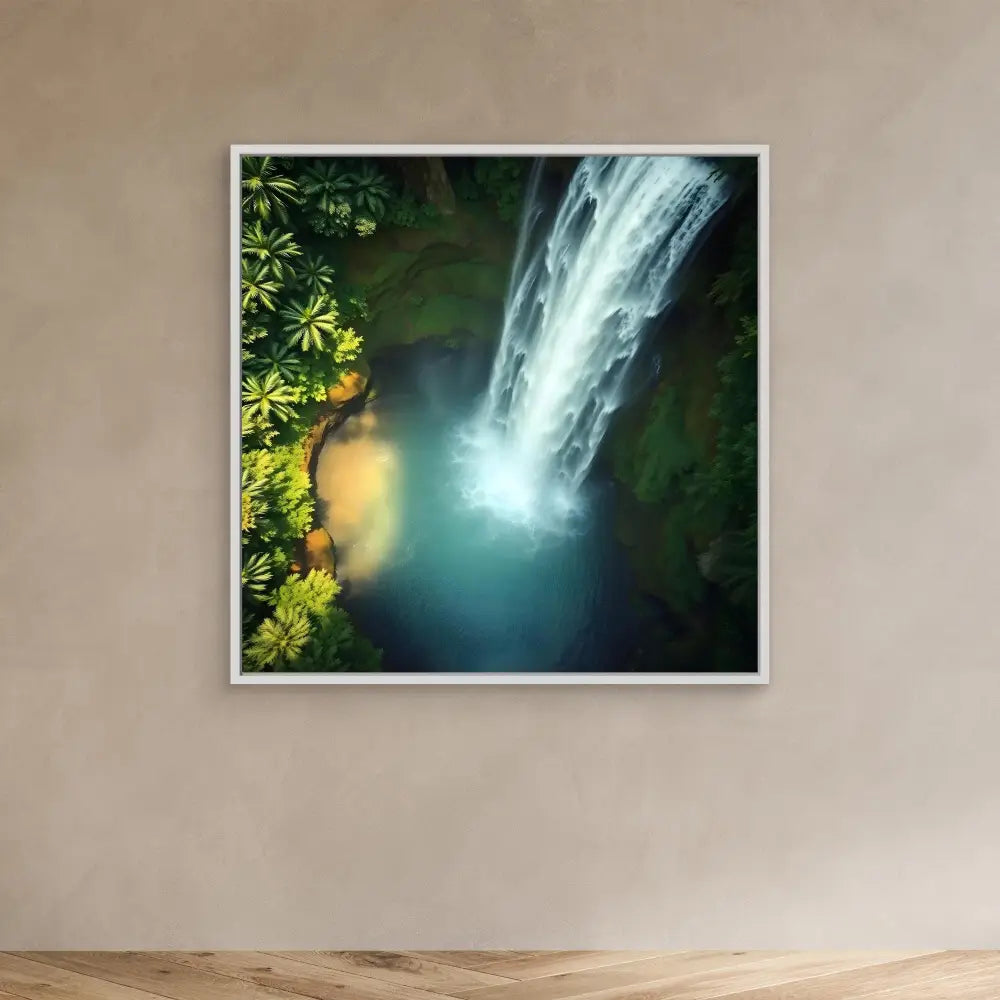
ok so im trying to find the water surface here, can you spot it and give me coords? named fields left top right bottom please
left=316, top=391, right=638, bottom=673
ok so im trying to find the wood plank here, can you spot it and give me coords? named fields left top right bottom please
left=268, top=951, right=516, bottom=994
left=20, top=952, right=328, bottom=1000
left=887, top=967, right=1000, bottom=1000
left=557, top=953, right=936, bottom=1000
left=450, top=952, right=927, bottom=1000
left=473, top=954, right=666, bottom=981
left=711, top=952, right=1000, bottom=1000
left=449, top=953, right=785, bottom=1000
left=145, top=951, right=452, bottom=1000
left=10, top=952, right=997, bottom=1000
left=0, top=954, right=167, bottom=1000
left=416, top=955, right=542, bottom=972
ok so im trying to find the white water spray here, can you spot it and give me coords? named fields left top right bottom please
left=461, top=156, right=729, bottom=528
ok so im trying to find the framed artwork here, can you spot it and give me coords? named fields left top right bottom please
left=231, top=145, right=768, bottom=683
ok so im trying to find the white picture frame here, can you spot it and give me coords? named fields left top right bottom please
left=231, top=144, right=769, bottom=685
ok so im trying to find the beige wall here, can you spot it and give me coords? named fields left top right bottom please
left=2, top=0, right=999, bottom=948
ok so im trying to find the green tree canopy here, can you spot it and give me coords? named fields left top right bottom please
left=295, top=608, right=382, bottom=672
left=244, top=339, right=304, bottom=384
left=241, top=444, right=313, bottom=554
left=294, top=253, right=335, bottom=296
left=241, top=220, right=302, bottom=280
left=299, top=160, right=354, bottom=216
left=271, top=569, right=341, bottom=616
left=241, top=550, right=274, bottom=598
left=244, top=605, right=311, bottom=670
left=242, top=156, right=301, bottom=223
left=241, top=371, right=297, bottom=425
left=241, top=259, right=281, bottom=312
left=280, top=295, right=341, bottom=353
left=349, top=162, right=392, bottom=220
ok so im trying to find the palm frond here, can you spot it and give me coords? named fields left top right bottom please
left=280, top=295, right=340, bottom=353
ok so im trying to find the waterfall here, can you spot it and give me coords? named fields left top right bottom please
left=460, top=155, right=730, bottom=529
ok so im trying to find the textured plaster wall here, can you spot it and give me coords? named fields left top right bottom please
left=1, top=0, right=999, bottom=947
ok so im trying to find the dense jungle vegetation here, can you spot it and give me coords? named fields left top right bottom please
left=239, top=154, right=526, bottom=671
left=608, top=157, right=759, bottom=670
left=239, top=154, right=758, bottom=673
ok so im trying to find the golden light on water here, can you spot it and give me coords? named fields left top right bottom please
left=314, top=408, right=401, bottom=587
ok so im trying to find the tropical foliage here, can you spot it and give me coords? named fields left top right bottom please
left=239, top=154, right=526, bottom=672
left=456, top=157, right=527, bottom=221
left=241, top=259, right=280, bottom=312
left=245, top=605, right=312, bottom=670
left=298, top=159, right=393, bottom=237
left=300, top=161, right=354, bottom=217
left=241, top=371, right=297, bottom=425
left=618, top=386, right=697, bottom=505
left=349, top=161, right=392, bottom=220
left=704, top=315, right=757, bottom=520
left=295, top=253, right=335, bottom=296
left=241, top=551, right=274, bottom=597
left=280, top=295, right=342, bottom=353
left=607, top=193, right=759, bottom=674
left=244, top=340, right=304, bottom=383
left=241, top=156, right=301, bottom=223
left=703, top=218, right=758, bottom=527
left=238, top=155, right=402, bottom=671
left=242, top=221, right=302, bottom=280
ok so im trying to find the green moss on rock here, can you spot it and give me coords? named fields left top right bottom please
left=604, top=213, right=747, bottom=622
left=329, top=201, right=516, bottom=357
left=614, top=490, right=707, bottom=613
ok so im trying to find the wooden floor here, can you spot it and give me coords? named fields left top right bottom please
left=1, top=951, right=997, bottom=1000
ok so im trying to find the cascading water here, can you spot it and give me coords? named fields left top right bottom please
left=460, top=155, right=730, bottom=529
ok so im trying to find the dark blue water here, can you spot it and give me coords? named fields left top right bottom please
left=337, top=392, right=640, bottom=673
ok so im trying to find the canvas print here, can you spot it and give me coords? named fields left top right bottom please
left=234, top=147, right=765, bottom=680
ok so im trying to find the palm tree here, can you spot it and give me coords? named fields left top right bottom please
left=245, top=339, right=304, bottom=383
left=240, top=462, right=270, bottom=532
left=294, top=253, right=335, bottom=296
left=241, top=490, right=268, bottom=534
left=244, top=606, right=311, bottom=670
left=350, top=162, right=392, bottom=220
left=241, top=318, right=268, bottom=347
left=294, top=608, right=354, bottom=671
left=299, top=160, right=354, bottom=218
left=241, top=259, right=281, bottom=312
left=241, top=462, right=267, bottom=500
left=241, top=221, right=301, bottom=280
left=280, top=295, right=340, bottom=353
left=241, top=551, right=274, bottom=597
left=241, top=156, right=301, bottom=223
left=294, top=608, right=381, bottom=672
left=241, top=371, right=297, bottom=424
